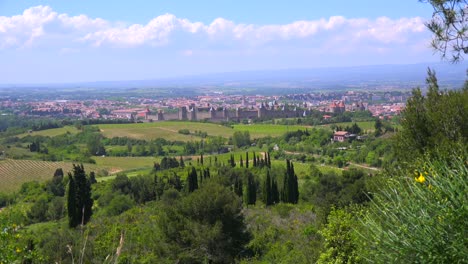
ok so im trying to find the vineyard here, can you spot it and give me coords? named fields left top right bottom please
left=0, top=159, right=101, bottom=193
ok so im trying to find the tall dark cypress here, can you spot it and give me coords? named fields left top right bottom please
left=187, top=166, right=199, bottom=192
left=253, top=152, right=257, bottom=167
left=280, top=160, right=299, bottom=204
left=200, top=154, right=204, bottom=165
left=67, top=164, right=93, bottom=228
left=246, top=152, right=249, bottom=168
left=230, top=154, right=236, bottom=167
left=291, top=162, right=299, bottom=203
left=67, top=175, right=77, bottom=228
left=179, top=156, right=185, bottom=168
left=271, top=176, right=280, bottom=204
left=240, top=155, right=244, bottom=167
left=263, top=170, right=273, bottom=206
left=234, top=176, right=243, bottom=197
left=244, top=173, right=256, bottom=205
left=266, top=152, right=271, bottom=168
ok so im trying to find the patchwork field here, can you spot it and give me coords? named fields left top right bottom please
left=97, top=122, right=234, bottom=141
left=93, top=156, right=159, bottom=171
left=232, top=124, right=313, bottom=138
left=18, top=126, right=80, bottom=138
left=0, top=159, right=101, bottom=193
left=95, top=121, right=313, bottom=141
left=320, top=121, right=376, bottom=132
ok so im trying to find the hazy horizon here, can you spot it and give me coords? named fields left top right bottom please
left=0, top=1, right=444, bottom=84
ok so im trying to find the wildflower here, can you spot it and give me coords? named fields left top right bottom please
left=428, top=184, right=433, bottom=190
left=415, top=173, right=425, bottom=183
left=16, top=247, right=22, bottom=253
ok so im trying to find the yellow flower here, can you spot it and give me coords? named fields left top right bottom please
left=16, top=248, right=22, bottom=253
left=415, top=173, right=425, bottom=183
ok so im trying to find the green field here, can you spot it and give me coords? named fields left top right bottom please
left=93, top=156, right=159, bottom=172
left=320, top=121, right=375, bottom=132
left=97, top=122, right=234, bottom=141
left=233, top=124, right=312, bottom=138
left=96, top=122, right=312, bottom=141
left=0, top=159, right=101, bottom=193
left=18, top=126, right=80, bottom=138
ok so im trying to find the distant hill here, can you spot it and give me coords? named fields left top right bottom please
left=1, top=62, right=466, bottom=92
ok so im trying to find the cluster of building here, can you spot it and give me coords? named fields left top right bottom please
left=0, top=90, right=409, bottom=121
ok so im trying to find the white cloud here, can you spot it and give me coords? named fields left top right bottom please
left=0, top=5, right=430, bottom=52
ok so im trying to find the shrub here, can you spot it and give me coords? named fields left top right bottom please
left=358, top=157, right=468, bottom=263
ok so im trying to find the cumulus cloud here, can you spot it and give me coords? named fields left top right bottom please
left=0, top=5, right=429, bottom=51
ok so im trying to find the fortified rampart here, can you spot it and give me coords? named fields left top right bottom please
left=147, top=104, right=309, bottom=122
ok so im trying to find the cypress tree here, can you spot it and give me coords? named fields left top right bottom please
left=200, top=154, right=204, bottom=165
left=234, top=176, right=243, bottom=197
left=263, top=170, right=273, bottom=206
left=253, top=152, right=257, bottom=167
left=230, top=154, right=236, bottom=167
left=291, top=162, right=299, bottom=203
left=280, top=160, right=299, bottom=204
left=179, top=156, right=185, bottom=168
left=244, top=173, right=256, bottom=205
left=240, top=156, right=244, bottom=167
left=246, top=152, right=249, bottom=168
left=266, top=152, right=271, bottom=168
left=67, top=164, right=93, bottom=228
left=67, top=175, right=78, bottom=228
left=187, top=166, right=199, bottom=192
left=271, top=176, right=280, bottom=204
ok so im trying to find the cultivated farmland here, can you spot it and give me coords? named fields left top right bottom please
left=97, top=122, right=234, bottom=141
left=96, top=121, right=314, bottom=141
left=18, top=126, right=80, bottom=138
left=0, top=159, right=101, bottom=193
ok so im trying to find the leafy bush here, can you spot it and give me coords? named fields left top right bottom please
left=178, top=128, right=190, bottom=135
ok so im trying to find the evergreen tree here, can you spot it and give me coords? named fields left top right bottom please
left=234, top=175, right=243, bottom=197
left=49, top=168, right=65, bottom=196
left=67, top=164, right=93, bottom=228
left=263, top=170, right=273, bottom=206
left=187, top=167, right=199, bottom=192
left=267, top=152, right=271, bottom=168
left=271, top=176, right=280, bottom=204
left=230, top=154, right=236, bottom=167
left=253, top=152, right=257, bottom=167
left=240, top=155, right=244, bottom=167
left=89, top=171, right=97, bottom=184
left=67, top=175, right=78, bottom=228
left=179, top=156, right=185, bottom=168
left=246, top=152, right=249, bottom=168
left=281, top=160, right=299, bottom=204
left=200, top=154, right=204, bottom=165
left=244, top=173, right=256, bottom=205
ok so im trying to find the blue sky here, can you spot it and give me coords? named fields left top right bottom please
left=0, top=1, right=439, bottom=83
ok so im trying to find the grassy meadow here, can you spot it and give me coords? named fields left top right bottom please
left=232, top=124, right=313, bottom=138
left=97, top=122, right=234, bottom=141
left=96, top=121, right=317, bottom=141
left=17, top=126, right=80, bottom=138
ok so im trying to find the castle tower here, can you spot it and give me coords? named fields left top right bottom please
left=179, top=106, right=188, bottom=120
left=157, top=110, right=164, bottom=121
left=258, top=103, right=267, bottom=118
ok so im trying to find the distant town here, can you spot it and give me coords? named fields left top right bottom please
left=0, top=90, right=408, bottom=122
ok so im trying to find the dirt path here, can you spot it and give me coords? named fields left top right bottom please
left=157, top=127, right=178, bottom=133
left=348, top=162, right=380, bottom=171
